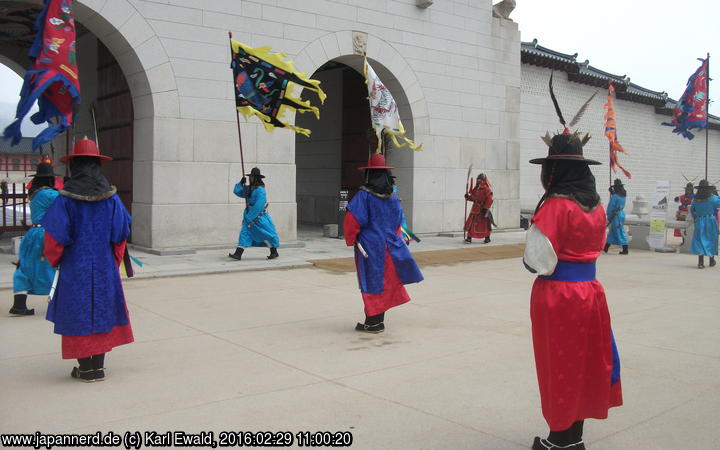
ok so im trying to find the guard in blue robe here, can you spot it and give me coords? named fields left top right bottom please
left=42, top=139, right=133, bottom=382
left=229, top=167, right=280, bottom=261
left=343, top=154, right=423, bottom=333
left=9, top=163, right=59, bottom=316
left=604, top=179, right=628, bottom=254
left=690, top=179, right=720, bottom=268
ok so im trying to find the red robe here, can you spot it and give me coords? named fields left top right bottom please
left=464, top=183, right=493, bottom=238
left=530, top=197, right=622, bottom=431
left=343, top=212, right=410, bottom=316
left=44, top=234, right=133, bottom=359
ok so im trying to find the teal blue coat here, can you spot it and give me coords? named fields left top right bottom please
left=13, top=188, right=58, bottom=294
left=605, top=194, right=627, bottom=246
left=690, top=195, right=720, bottom=256
left=234, top=182, right=280, bottom=248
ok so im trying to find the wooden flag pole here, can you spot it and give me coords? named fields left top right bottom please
left=704, top=53, right=710, bottom=180
left=229, top=31, right=246, bottom=177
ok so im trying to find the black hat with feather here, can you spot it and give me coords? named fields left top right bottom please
left=530, top=72, right=601, bottom=165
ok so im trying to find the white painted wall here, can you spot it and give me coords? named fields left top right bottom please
left=520, top=64, right=720, bottom=212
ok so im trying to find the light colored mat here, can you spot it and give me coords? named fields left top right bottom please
left=309, top=243, right=526, bottom=273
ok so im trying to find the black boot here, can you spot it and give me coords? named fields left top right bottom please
left=483, top=236, right=491, bottom=243
left=228, top=247, right=244, bottom=260
left=710, top=256, right=716, bottom=267
left=9, top=294, right=34, bottom=316
left=267, top=247, right=279, bottom=260
left=71, top=357, right=95, bottom=382
left=603, top=243, right=610, bottom=253
left=464, top=237, right=472, bottom=244
left=356, top=312, right=385, bottom=333
left=698, top=255, right=705, bottom=269
left=619, top=245, right=629, bottom=255
left=92, top=353, right=106, bottom=381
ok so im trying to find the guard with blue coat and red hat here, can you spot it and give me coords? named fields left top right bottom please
left=343, top=153, right=423, bottom=333
left=42, top=138, right=133, bottom=382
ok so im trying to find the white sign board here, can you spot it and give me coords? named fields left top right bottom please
left=648, top=180, right=671, bottom=249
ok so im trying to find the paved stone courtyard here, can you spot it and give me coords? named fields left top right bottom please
left=1, top=247, right=718, bottom=449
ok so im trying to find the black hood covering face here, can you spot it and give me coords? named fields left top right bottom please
left=63, top=156, right=113, bottom=198
left=537, top=159, right=600, bottom=213
left=364, top=169, right=393, bottom=195
left=28, top=177, right=55, bottom=198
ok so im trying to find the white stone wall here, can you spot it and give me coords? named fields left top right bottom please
left=58, top=0, right=522, bottom=249
left=520, top=64, right=720, bottom=212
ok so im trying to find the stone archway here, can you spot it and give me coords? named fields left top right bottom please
left=291, top=31, right=428, bottom=234
left=0, top=0, right=178, bottom=248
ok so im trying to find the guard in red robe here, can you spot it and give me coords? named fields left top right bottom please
left=464, top=173, right=493, bottom=243
left=524, top=133, right=622, bottom=450
left=673, top=182, right=694, bottom=240
left=343, top=154, right=423, bottom=333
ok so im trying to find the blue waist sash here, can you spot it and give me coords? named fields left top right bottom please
left=539, top=260, right=596, bottom=282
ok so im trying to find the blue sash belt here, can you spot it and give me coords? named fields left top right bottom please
left=539, top=260, right=596, bottom=282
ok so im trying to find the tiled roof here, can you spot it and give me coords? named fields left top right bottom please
left=0, top=137, right=39, bottom=155
left=521, top=39, right=718, bottom=127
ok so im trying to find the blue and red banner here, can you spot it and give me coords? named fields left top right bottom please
left=3, top=0, right=81, bottom=150
left=662, top=58, right=708, bottom=140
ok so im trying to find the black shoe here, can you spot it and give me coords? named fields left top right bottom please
left=71, top=367, right=95, bottom=383
left=93, top=368, right=105, bottom=382
left=8, top=307, right=34, bottom=316
left=267, top=247, right=279, bottom=259
left=464, top=237, right=472, bottom=244
left=698, top=263, right=705, bottom=269
left=9, top=294, right=33, bottom=316
left=603, top=243, right=610, bottom=253
left=483, top=236, right=491, bottom=243
left=532, top=436, right=585, bottom=450
left=355, top=322, right=385, bottom=334
left=228, top=247, right=244, bottom=260
left=619, top=245, right=629, bottom=255
left=710, top=258, right=717, bottom=267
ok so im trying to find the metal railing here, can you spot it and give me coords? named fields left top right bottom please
left=1, top=181, right=30, bottom=233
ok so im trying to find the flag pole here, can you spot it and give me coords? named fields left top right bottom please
left=229, top=31, right=246, bottom=177
left=705, top=52, right=710, bottom=180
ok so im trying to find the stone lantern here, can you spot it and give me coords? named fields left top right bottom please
left=630, top=194, right=649, bottom=218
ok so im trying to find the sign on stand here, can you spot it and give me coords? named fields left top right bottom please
left=648, top=180, right=671, bottom=250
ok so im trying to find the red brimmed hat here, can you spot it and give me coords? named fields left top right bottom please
left=60, top=138, right=112, bottom=164
left=358, top=153, right=394, bottom=170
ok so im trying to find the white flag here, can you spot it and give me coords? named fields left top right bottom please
left=364, top=58, right=422, bottom=152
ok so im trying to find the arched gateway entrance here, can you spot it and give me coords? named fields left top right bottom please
left=0, top=0, right=167, bottom=247
left=294, top=54, right=417, bottom=238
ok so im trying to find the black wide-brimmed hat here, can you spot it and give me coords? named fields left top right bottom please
left=695, top=179, right=712, bottom=189
left=529, top=133, right=601, bottom=165
left=245, top=167, right=265, bottom=178
left=33, top=162, right=59, bottom=178
left=613, top=178, right=624, bottom=187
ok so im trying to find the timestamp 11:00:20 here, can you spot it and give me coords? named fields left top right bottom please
left=217, top=431, right=353, bottom=447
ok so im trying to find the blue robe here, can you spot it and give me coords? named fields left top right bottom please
left=42, top=193, right=131, bottom=336
left=13, top=188, right=58, bottom=294
left=606, top=194, right=627, bottom=246
left=690, top=195, right=720, bottom=256
left=346, top=189, right=423, bottom=294
left=234, top=182, right=280, bottom=248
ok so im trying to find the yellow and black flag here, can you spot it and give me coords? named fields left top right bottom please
left=230, top=39, right=326, bottom=136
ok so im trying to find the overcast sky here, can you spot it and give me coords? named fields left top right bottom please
left=0, top=64, right=44, bottom=137
left=1, top=0, right=718, bottom=135
left=513, top=0, right=719, bottom=116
